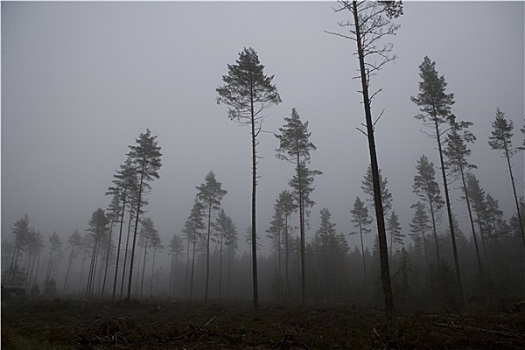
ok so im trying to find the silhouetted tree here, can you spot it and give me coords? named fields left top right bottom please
left=350, top=197, right=372, bottom=282
left=413, top=155, right=444, bottom=262
left=489, top=108, right=524, bottom=247
left=411, top=56, right=464, bottom=309
left=362, top=165, right=393, bottom=215
left=149, top=230, right=162, bottom=297
left=183, top=199, right=206, bottom=300
left=409, top=202, right=431, bottom=265
left=196, top=171, right=227, bottom=301
left=275, top=108, right=321, bottom=304
left=7, top=214, right=30, bottom=285
left=44, top=232, right=63, bottom=291
left=214, top=209, right=236, bottom=298
left=444, top=119, right=483, bottom=277
left=62, top=229, right=82, bottom=295
left=168, top=233, right=184, bottom=297
left=386, top=210, right=403, bottom=260
left=312, top=208, right=348, bottom=299
left=217, top=47, right=281, bottom=308
left=24, top=229, right=44, bottom=292
left=126, top=129, right=162, bottom=301
left=107, top=157, right=138, bottom=301
left=224, top=215, right=239, bottom=299
left=328, top=0, right=403, bottom=323
left=86, top=208, right=108, bottom=298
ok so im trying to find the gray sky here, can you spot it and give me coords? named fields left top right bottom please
left=2, top=1, right=524, bottom=254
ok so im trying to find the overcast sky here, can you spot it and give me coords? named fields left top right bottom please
left=2, top=1, right=524, bottom=254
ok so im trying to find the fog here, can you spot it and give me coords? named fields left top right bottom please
left=2, top=1, right=524, bottom=303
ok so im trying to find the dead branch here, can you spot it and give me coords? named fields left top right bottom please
left=434, top=322, right=522, bottom=338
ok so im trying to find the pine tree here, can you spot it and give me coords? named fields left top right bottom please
left=213, top=209, right=236, bottom=299
left=183, top=198, right=206, bottom=300
left=489, top=108, right=524, bottom=247
left=125, top=129, right=162, bottom=301
left=275, top=108, right=321, bottom=304
left=44, top=232, right=63, bottom=295
left=312, top=208, right=348, bottom=299
left=138, top=217, right=157, bottom=297
left=8, top=214, right=30, bottom=285
left=361, top=165, right=393, bottom=215
left=350, top=197, right=372, bottom=282
left=411, top=56, right=464, bottom=309
left=107, top=157, right=138, bottom=301
left=386, top=210, right=403, bottom=260
left=217, top=47, right=281, bottom=308
left=409, top=202, right=431, bottom=265
left=62, top=229, right=82, bottom=295
left=168, top=233, right=184, bottom=297
left=196, top=171, right=227, bottom=301
left=413, top=155, right=444, bottom=263
left=443, top=119, right=483, bottom=277
left=86, top=208, right=108, bottom=298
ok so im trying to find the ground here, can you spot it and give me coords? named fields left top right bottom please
left=2, top=298, right=524, bottom=349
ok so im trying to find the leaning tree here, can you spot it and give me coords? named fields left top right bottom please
left=328, top=0, right=403, bottom=324
left=489, top=108, right=524, bottom=248
left=217, top=47, right=281, bottom=308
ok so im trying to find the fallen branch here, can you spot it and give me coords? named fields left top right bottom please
left=434, top=322, right=522, bottom=338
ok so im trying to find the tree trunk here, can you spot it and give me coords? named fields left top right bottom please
left=434, top=118, right=465, bottom=310
left=62, top=248, right=74, bottom=295
left=427, top=194, right=441, bottom=263
left=205, top=202, right=212, bottom=301
left=120, top=209, right=134, bottom=299
left=150, top=246, right=156, bottom=297
left=505, top=146, right=525, bottom=248
left=359, top=222, right=367, bottom=283
left=190, top=228, right=197, bottom=300
left=140, top=238, right=148, bottom=297
left=112, top=191, right=127, bottom=301
left=352, top=0, right=395, bottom=325
left=460, top=166, right=483, bottom=278
left=101, top=221, right=114, bottom=298
left=250, top=79, right=259, bottom=309
left=127, top=162, right=145, bottom=302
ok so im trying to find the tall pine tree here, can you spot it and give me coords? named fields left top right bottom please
left=125, top=129, right=162, bottom=301
left=217, top=48, right=281, bottom=308
left=411, top=56, right=464, bottom=309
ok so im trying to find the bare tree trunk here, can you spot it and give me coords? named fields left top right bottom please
left=434, top=118, right=465, bottom=309
left=427, top=194, right=441, bottom=263
left=140, top=238, right=148, bottom=297
left=250, top=85, right=259, bottom=309
left=62, top=248, right=74, bottom=295
left=504, top=146, right=525, bottom=247
left=127, top=164, right=145, bottom=302
left=205, top=202, right=212, bottom=301
left=101, top=222, right=114, bottom=298
left=190, top=229, right=197, bottom=300
left=112, top=193, right=127, bottom=301
left=460, top=166, right=483, bottom=278
left=120, top=209, right=134, bottom=299
left=351, top=0, right=395, bottom=325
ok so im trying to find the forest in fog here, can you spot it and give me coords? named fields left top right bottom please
left=2, top=1, right=524, bottom=314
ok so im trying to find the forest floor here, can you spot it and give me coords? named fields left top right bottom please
left=2, top=298, right=525, bottom=350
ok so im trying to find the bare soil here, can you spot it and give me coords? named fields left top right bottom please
left=2, top=298, right=525, bottom=349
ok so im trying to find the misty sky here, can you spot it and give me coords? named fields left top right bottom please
left=2, top=1, right=524, bottom=255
